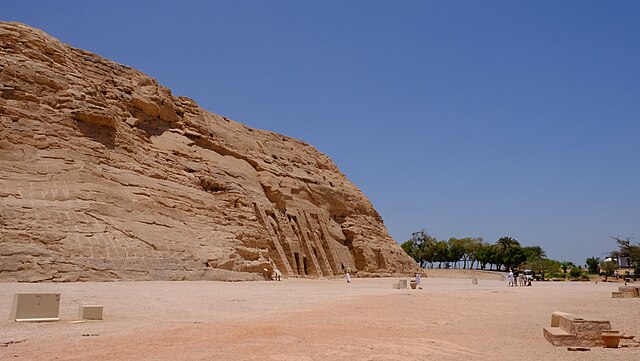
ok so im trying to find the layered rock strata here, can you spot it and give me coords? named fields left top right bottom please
left=0, top=22, right=417, bottom=282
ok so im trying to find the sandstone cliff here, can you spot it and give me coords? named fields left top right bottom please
left=0, top=22, right=417, bottom=282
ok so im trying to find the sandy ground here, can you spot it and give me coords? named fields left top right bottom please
left=1, top=272, right=639, bottom=361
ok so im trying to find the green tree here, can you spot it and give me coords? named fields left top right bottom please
left=422, top=239, right=437, bottom=268
left=458, top=237, right=472, bottom=269
left=503, top=246, right=527, bottom=271
left=525, top=258, right=560, bottom=281
left=522, top=246, right=546, bottom=262
left=496, top=237, right=521, bottom=270
left=474, top=242, right=492, bottom=270
left=447, top=238, right=466, bottom=269
left=497, top=236, right=520, bottom=251
left=560, top=261, right=576, bottom=273
left=401, top=240, right=420, bottom=263
left=569, top=267, right=582, bottom=278
left=600, top=260, right=618, bottom=280
left=433, top=240, right=450, bottom=268
left=585, top=257, right=601, bottom=274
left=466, top=237, right=485, bottom=269
left=406, top=231, right=439, bottom=268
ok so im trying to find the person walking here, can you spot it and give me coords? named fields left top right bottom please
left=345, top=269, right=351, bottom=283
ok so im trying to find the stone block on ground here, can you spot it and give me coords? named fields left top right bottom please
left=10, top=293, right=61, bottom=322
left=78, top=304, right=103, bottom=320
left=617, top=286, right=640, bottom=297
left=543, top=311, right=611, bottom=347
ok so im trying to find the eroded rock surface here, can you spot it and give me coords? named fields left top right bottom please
left=0, top=22, right=417, bottom=282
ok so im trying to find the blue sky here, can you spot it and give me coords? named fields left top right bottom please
left=3, top=1, right=639, bottom=265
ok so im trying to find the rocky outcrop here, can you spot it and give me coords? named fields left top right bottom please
left=0, top=22, right=417, bottom=282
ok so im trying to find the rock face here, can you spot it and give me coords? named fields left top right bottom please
left=0, top=22, right=417, bottom=282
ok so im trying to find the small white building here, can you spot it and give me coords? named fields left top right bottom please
left=605, top=256, right=632, bottom=268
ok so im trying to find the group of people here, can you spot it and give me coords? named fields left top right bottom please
left=507, top=269, right=531, bottom=287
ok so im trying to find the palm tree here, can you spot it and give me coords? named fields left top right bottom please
left=496, top=237, right=521, bottom=270
left=560, top=261, right=576, bottom=273
left=523, top=246, right=546, bottom=261
left=497, top=236, right=520, bottom=251
left=585, top=257, right=601, bottom=274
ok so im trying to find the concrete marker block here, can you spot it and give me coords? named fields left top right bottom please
left=78, top=305, right=103, bottom=320
left=10, top=293, right=60, bottom=322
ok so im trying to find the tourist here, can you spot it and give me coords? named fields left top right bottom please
left=508, top=269, right=514, bottom=287
left=415, top=272, right=421, bottom=289
left=345, top=269, right=351, bottom=283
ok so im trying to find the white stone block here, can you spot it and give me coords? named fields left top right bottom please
left=10, top=293, right=60, bottom=322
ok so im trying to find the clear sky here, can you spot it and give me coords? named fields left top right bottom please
left=3, top=1, right=639, bottom=266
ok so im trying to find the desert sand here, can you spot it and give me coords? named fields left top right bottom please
left=1, top=272, right=639, bottom=361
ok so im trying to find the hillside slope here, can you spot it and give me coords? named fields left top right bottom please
left=0, top=22, right=417, bottom=282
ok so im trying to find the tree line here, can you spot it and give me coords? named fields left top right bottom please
left=401, top=232, right=640, bottom=281
left=401, top=232, right=546, bottom=272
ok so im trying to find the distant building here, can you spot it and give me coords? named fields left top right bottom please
left=605, top=255, right=633, bottom=268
